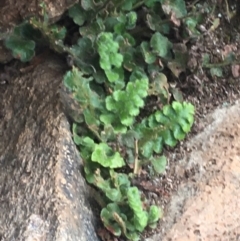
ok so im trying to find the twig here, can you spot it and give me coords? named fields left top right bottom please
left=204, top=60, right=240, bottom=68
left=133, top=139, right=139, bottom=175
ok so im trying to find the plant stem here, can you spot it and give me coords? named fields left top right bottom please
left=55, top=41, right=96, bottom=72
left=95, top=0, right=112, bottom=16
left=89, top=186, right=107, bottom=208
left=132, top=1, right=145, bottom=10
left=204, top=60, right=240, bottom=68
left=133, top=139, right=139, bottom=175
left=87, top=125, right=103, bottom=142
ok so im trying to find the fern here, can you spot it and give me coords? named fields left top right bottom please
left=100, top=77, right=149, bottom=133
left=127, top=187, right=148, bottom=232
left=97, top=32, right=124, bottom=85
left=3, top=0, right=201, bottom=240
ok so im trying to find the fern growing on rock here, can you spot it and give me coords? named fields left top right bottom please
left=3, top=0, right=200, bottom=239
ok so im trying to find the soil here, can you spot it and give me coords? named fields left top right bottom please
left=95, top=2, right=240, bottom=240
left=156, top=100, right=240, bottom=241
left=142, top=1, right=240, bottom=240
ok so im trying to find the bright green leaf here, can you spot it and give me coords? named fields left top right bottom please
left=92, top=143, right=125, bottom=168
left=148, top=205, right=162, bottom=228
left=126, top=11, right=137, bottom=29
left=127, top=187, right=148, bottom=232
left=148, top=205, right=162, bottom=223
left=151, top=156, right=167, bottom=173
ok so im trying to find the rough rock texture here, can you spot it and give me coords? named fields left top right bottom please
left=0, top=42, right=12, bottom=64
left=0, top=0, right=78, bottom=63
left=0, top=0, right=77, bottom=30
left=147, top=101, right=240, bottom=241
left=0, top=56, right=100, bottom=241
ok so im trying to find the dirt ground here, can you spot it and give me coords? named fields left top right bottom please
left=147, top=100, right=240, bottom=241
left=142, top=1, right=240, bottom=240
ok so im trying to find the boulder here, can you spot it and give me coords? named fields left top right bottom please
left=0, top=0, right=78, bottom=63
left=0, top=56, right=100, bottom=241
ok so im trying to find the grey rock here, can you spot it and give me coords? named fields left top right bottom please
left=0, top=56, right=100, bottom=241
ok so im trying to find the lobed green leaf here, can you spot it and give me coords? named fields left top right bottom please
left=150, top=32, right=172, bottom=59
left=151, top=155, right=167, bottom=174
left=5, top=35, right=35, bottom=62
left=92, top=143, right=125, bottom=168
left=127, top=187, right=148, bottom=232
left=100, top=78, right=149, bottom=132
left=68, top=4, right=86, bottom=26
left=140, top=41, right=156, bottom=64
left=148, top=205, right=162, bottom=227
left=161, top=0, right=187, bottom=18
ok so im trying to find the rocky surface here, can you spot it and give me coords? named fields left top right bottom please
left=0, top=0, right=77, bottom=30
left=0, top=57, right=100, bottom=241
left=147, top=101, right=240, bottom=241
left=0, top=0, right=78, bottom=64
left=0, top=42, right=12, bottom=64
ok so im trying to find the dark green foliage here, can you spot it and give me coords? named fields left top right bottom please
left=68, top=4, right=87, bottom=26
left=100, top=185, right=162, bottom=241
left=3, top=0, right=200, bottom=240
left=4, top=23, right=37, bottom=62
left=150, top=32, right=172, bottom=59
left=4, top=1, right=67, bottom=60
left=64, top=1, right=197, bottom=239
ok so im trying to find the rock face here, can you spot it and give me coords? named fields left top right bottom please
left=0, top=57, right=100, bottom=241
left=0, top=0, right=78, bottom=63
left=147, top=101, right=240, bottom=241
left=0, top=42, right=12, bottom=63
left=0, top=0, right=77, bottom=31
